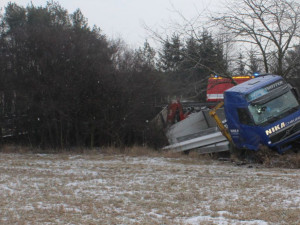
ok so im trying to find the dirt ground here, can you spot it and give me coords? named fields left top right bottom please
left=0, top=152, right=299, bottom=224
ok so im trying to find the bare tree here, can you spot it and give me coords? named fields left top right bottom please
left=213, top=0, right=300, bottom=77
left=247, top=49, right=262, bottom=74
left=213, top=0, right=300, bottom=76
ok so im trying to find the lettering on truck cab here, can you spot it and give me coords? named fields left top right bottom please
left=265, top=122, right=286, bottom=135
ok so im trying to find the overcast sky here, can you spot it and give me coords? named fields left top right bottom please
left=0, top=0, right=225, bottom=47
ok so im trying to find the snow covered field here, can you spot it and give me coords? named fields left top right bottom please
left=0, top=153, right=299, bottom=224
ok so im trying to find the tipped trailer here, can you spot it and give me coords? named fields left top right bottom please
left=163, top=105, right=229, bottom=154
left=164, top=74, right=300, bottom=154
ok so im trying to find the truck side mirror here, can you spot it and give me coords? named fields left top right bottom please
left=289, top=83, right=300, bottom=100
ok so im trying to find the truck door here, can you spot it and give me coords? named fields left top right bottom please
left=236, top=108, right=261, bottom=150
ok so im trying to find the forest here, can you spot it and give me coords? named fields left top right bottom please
left=1, top=0, right=300, bottom=149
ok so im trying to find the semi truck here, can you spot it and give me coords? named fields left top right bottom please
left=163, top=74, right=300, bottom=154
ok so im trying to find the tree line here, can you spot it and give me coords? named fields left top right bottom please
left=0, top=2, right=167, bottom=148
left=1, top=0, right=300, bottom=149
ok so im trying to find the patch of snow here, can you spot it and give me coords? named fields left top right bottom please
left=185, top=215, right=269, bottom=225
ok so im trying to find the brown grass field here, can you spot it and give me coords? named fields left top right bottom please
left=0, top=146, right=299, bottom=224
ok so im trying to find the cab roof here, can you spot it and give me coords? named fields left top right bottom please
left=225, top=75, right=282, bottom=95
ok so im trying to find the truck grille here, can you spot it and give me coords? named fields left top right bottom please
left=270, top=122, right=300, bottom=144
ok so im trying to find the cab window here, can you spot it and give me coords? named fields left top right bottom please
left=237, top=108, right=254, bottom=125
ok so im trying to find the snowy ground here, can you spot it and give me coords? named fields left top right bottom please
left=0, top=153, right=299, bottom=224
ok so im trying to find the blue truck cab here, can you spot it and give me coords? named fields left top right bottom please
left=224, top=74, right=300, bottom=153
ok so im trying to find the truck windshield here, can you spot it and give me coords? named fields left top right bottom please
left=248, top=90, right=299, bottom=125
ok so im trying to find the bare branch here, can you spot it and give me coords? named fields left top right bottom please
left=212, top=0, right=300, bottom=76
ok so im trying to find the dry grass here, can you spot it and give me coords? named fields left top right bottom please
left=0, top=144, right=161, bottom=155
left=263, top=151, right=300, bottom=168
left=0, top=149, right=299, bottom=224
left=1, top=144, right=300, bottom=168
left=253, top=147, right=300, bottom=169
